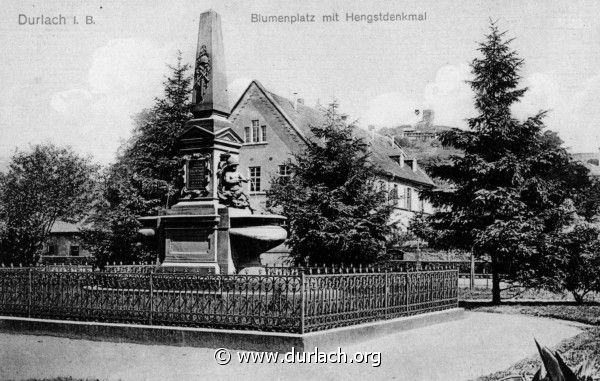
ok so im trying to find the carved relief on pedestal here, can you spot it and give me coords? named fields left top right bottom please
left=180, top=153, right=212, bottom=199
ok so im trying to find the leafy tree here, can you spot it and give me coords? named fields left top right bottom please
left=82, top=51, right=193, bottom=265
left=267, top=102, right=393, bottom=266
left=0, top=143, right=98, bottom=265
left=537, top=200, right=600, bottom=304
left=419, top=22, right=591, bottom=303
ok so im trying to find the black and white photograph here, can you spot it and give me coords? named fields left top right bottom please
left=0, top=0, right=599, bottom=380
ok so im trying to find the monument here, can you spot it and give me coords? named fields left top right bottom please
left=138, top=10, right=287, bottom=274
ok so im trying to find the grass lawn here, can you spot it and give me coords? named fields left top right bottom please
left=460, top=285, right=600, bottom=302
left=468, top=304, right=600, bottom=381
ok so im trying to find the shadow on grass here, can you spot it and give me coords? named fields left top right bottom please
left=460, top=300, right=600, bottom=308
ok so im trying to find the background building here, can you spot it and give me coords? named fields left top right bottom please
left=40, top=220, right=92, bottom=264
left=229, top=80, right=435, bottom=231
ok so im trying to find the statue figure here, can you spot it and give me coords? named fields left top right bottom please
left=217, top=154, right=254, bottom=213
left=193, top=45, right=211, bottom=102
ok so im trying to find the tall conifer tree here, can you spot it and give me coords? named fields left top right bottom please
left=420, top=22, right=589, bottom=303
left=268, top=102, right=393, bottom=265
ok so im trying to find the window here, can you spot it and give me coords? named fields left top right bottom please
left=252, top=120, right=260, bottom=143
left=261, top=125, right=267, bottom=142
left=244, top=120, right=267, bottom=144
left=47, top=245, right=55, bottom=256
left=278, top=164, right=292, bottom=184
left=70, top=245, right=80, bottom=257
left=419, top=198, right=425, bottom=212
left=405, top=188, right=412, bottom=210
left=249, top=166, right=261, bottom=192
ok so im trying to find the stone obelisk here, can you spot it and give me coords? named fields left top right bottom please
left=140, top=10, right=244, bottom=274
left=138, top=10, right=287, bottom=274
left=175, top=9, right=242, bottom=209
left=191, top=10, right=229, bottom=119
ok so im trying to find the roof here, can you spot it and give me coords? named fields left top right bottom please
left=266, top=91, right=325, bottom=141
left=353, top=128, right=435, bottom=187
left=231, top=81, right=319, bottom=144
left=50, top=220, right=90, bottom=234
left=231, top=80, right=434, bottom=188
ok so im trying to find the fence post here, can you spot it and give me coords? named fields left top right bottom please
left=405, top=272, right=409, bottom=315
left=149, top=271, right=154, bottom=325
left=300, top=272, right=305, bottom=334
left=456, top=269, right=460, bottom=307
left=28, top=267, right=32, bottom=317
left=470, top=253, right=475, bottom=290
left=384, top=272, right=389, bottom=318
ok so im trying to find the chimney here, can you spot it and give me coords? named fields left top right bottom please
left=412, top=158, right=418, bottom=172
left=293, top=92, right=298, bottom=110
left=399, top=155, right=405, bottom=168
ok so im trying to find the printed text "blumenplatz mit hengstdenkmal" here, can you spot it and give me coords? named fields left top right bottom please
left=250, top=12, right=427, bottom=24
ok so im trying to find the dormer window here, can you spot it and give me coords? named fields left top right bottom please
left=244, top=120, right=268, bottom=144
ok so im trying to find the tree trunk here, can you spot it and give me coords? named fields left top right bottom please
left=491, top=255, right=501, bottom=304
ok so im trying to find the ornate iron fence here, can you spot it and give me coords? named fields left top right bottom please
left=0, top=267, right=458, bottom=334
left=302, top=269, right=458, bottom=332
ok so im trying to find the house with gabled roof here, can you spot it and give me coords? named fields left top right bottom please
left=40, top=220, right=93, bottom=264
left=229, top=80, right=435, bottom=234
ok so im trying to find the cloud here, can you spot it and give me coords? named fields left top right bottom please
left=50, top=88, right=92, bottom=114
left=512, top=71, right=600, bottom=152
left=362, top=64, right=475, bottom=128
left=423, top=64, right=475, bottom=127
left=88, top=38, right=174, bottom=96
left=362, top=63, right=600, bottom=154
left=512, top=72, right=561, bottom=118
left=362, top=92, right=421, bottom=127
left=554, top=73, right=600, bottom=151
left=45, top=38, right=177, bottom=164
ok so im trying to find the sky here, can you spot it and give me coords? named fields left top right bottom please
left=1, top=0, right=599, bottom=165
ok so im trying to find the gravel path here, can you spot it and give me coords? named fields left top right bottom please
left=0, top=312, right=585, bottom=381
